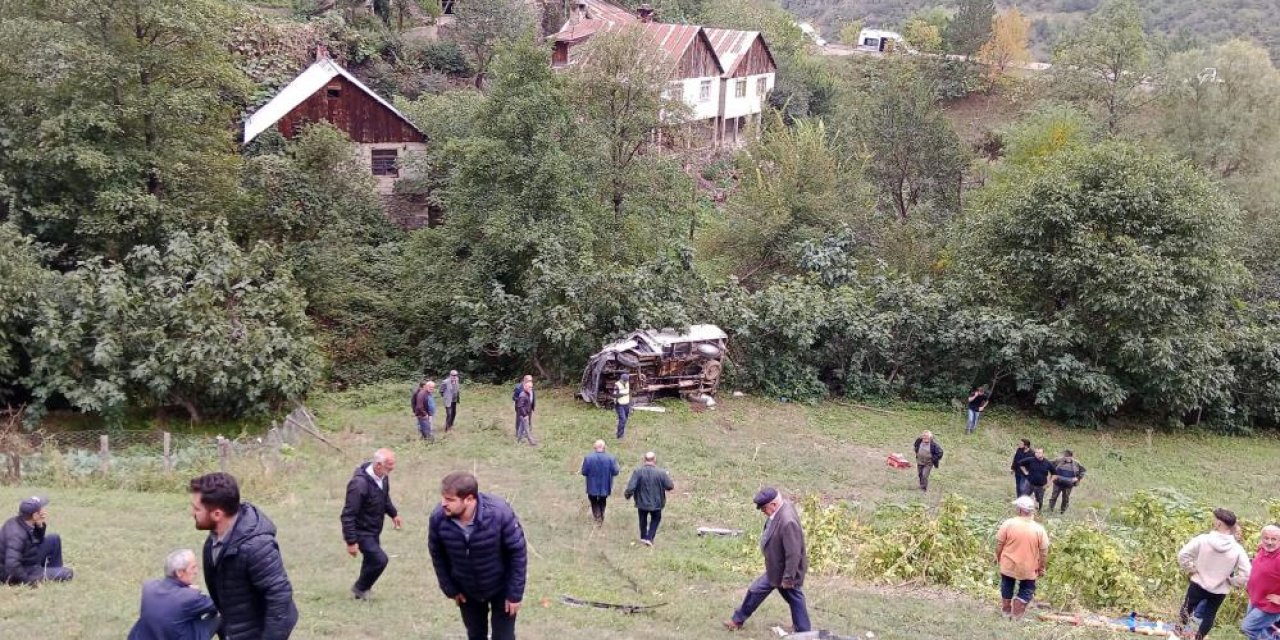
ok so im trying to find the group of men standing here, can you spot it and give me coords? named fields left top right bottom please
left=1010, top=439, right=1086, bottom=514
left=412, top=371, right=463, bottom=442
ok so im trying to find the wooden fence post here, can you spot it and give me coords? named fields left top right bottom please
left=163, top=431, right=173, bottom=473
left=217, top=436, right=230, bottom=473
left=99, top=435, right=110, bottom=474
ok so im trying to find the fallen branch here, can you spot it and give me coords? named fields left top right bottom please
left=559, top=595, right=667, bottom=614
left=697, top=527, right=744, bottom=537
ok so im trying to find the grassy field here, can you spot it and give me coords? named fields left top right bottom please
left=2, top=382, right=1277, bottom=639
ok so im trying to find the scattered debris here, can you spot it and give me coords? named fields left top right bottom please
left=559, top=595, right=667, bottom=614
left=732, top=391, right=745, bottom=397
left=634, top=406, right=667, bottom=413
left=1039, top=611, right=1179, bottom=637
left=771, top=628, right=862, bottom=640
left=696, top=527, right=743, bottom=537
left=885, top=454, right=911, bottom=469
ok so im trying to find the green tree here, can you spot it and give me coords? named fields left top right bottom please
left=1051, top=0, right=1155, bottom=136
left=568, top=27, right=689, bottom=217
left=840, top=20, right=865, bottom=47
left=0, top=0, right=251, bottom=259
left=847, top=69, right=967, bottom=221
left=0, top=225, right=55, bottom=403
left=25, top=223, right=321, bottom=423
left=903, top=18, right=943, bottom=54
left=451, top=0, right=532, bottom=88
left=955, top=141, right=1246, bottom=423
left=946, top=0, right=995, bottom=56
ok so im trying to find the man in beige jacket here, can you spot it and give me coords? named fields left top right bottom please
left=995, top=495, right=1049, bottom=619
left=1178, top=508, right=1252, bottom=640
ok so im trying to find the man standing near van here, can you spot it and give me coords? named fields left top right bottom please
left=614, top=373, right=632, bottom=440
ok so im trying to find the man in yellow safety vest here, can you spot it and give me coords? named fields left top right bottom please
left=614, top=373, right=632, bottom=440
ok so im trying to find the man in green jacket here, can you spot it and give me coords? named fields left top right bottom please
left=624, top=452, right=674, bottom=546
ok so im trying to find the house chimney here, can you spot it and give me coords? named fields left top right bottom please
left=315, top=45, right=329, bottom=61
left=572, top=0, right=588, bottom=24
left=636, top=3, right=654, bottom=22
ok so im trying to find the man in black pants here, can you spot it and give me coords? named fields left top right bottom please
left=1177, top=508, right=1252, bottom=640
left=1048, top=449, right=1086, bottom=514
left=1010, top=439, right=1034, bottom=496
left=428, top=472, right=528, bottom=640
left=1019, top=448, right=1055, bottom=512
left=341, top=448, right=403, bottom=600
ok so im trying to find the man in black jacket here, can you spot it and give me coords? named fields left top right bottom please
left=341, top=448, right=403, bottom=600
left=1, top=496, right=73, bottom=585
left=189, top=472, right=297, bottom=640
left=428, top=471, right=528, bottom=640
left=912, top=431, right=944, bottom=492
left=1010, top=439, right=1034, bottom=496
left=1019, top=449, right=1055, bottom=513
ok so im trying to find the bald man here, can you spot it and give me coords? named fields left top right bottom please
left=341, top=449, right=403, bottom=599
left=580, top=440, right=620, bottom=525
left=624, top=452, right=674, bottom=546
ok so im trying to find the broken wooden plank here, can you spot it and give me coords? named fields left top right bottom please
left=559, top=595, right=667, bottom=614
left=697, top=527, right=744, bottom=537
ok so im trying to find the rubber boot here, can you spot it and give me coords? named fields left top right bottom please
left=1010, top=598, right=1028, bottom=620
left=1001, top=599, right=1013, bottom=618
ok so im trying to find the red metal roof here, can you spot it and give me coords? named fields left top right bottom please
left=703, top=28, right=771, bottom=77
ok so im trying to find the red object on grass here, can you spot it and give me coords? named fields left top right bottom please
left=886, top=454, right=910, bottom=469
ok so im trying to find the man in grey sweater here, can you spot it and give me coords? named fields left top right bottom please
left=623, top=452, right=674, bottom=546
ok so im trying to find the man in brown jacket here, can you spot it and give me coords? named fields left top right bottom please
left=723, top=488, right=810, bottom=633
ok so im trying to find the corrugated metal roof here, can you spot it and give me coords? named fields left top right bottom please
left=242, top=57, right=423, bottom=144
left=704, top=28, right=778, bottom=77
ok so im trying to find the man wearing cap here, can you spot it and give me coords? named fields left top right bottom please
left=440, top=370, right=462, bottom=432
left=1, top=496, right=74, bottom=585
left=613, top=373, right=632, bottom=439
left=995, top=496, right=1049, bottom=619
left=623, top=451, right=674, bottom=545
left=1048, top=449, right=1086, bottom=514
left=1178, top=508, right=1252, bottom=640
left=724, top=488, right=810, bottom=633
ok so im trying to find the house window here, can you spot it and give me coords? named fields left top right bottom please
left=699, top=79, right=712, bottom=102
left=371, top=149, right=398, bottom=177
left=668, top=82, right=683, bottom=102
left=326, top=84, right=341, bottom=98
left=756, top=77, right=767, bottom=96
left=734, top=79, right=747, bottom=98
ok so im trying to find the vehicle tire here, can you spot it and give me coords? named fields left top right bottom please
left=614, top=351, right=641, bottom=369
left=702, top=360, right=722, bottom=383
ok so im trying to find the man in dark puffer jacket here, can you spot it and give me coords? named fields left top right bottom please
left=341, top=448, right=402, bottom=599
left=189, top=472, right=297, bottom=640
left=428, top=471, right=528, bottom=640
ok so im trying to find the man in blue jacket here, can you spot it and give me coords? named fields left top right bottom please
left=128, top=549, right=220, bottom=640
left=580, top=440, right=620, bottom=525
left=428, top=472, right=528, bottom=640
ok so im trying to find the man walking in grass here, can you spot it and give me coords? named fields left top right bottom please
left=1241, top=525, right=1280, bottom=640
left=1178, top=508, right=1252, bottom=640
left=341, top=448, right=403, bottom=600
left=512, top=374, right=535, bottom=433
left=1048, top=449, right=1086, bottom=514
left=966, top=385, right=990, bottom=433
left=440, top=370, right=462, bottom=433
left=1019, top=448, right=1055, bottom=512
left=581, top=440, right=620, bottom=525
left=723, top=487, right=810, bottom=633
left=428, top=472, right=527, bottom=640
left=912, top=431, right=943, bottom=492
left=515, top=379, right=537, bottom=446
left=412, top=379, right=437, bottom=442
left=624, top=452, right=674, bottom=546
left=996, top=495, right=1049, bottom=619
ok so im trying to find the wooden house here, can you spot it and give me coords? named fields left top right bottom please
left=705, top=28, right=777, bottom=147
left=242, top=51, right=427, bottom=197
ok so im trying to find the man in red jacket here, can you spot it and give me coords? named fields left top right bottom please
left=1242, top=525, right=1280, bottom=640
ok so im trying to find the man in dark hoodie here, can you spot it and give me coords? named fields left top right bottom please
left=341, top=448, right=403, bottom=600
left=1, top=496, right=74, bottom=585
left=1011, top=439, right=1034, bottom=496
left=1019, top=448, right=1055, bottom=512
left=428, top=471, right=528, bottom=640
left=189, top=472, right=297, bottom=640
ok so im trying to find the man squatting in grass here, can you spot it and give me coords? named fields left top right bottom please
left=996, top=495, right=1049, bottom=620
left=189, top=472, right=298, bottom=639
left=1178, top=507, right=1252, bottom=639
left=723, top=487, right=811, bottom=633
left=0, top=495, right=73, bottom=585
left=912, top=430, right=943, bottom=492
left=624, top=451, right=674, bottom=546
left=128, top=548, right=220, bottom=640
left=428, top=471, right=528, bottom=640
left=341, top=448, right=403, bottom=600
left=1241, top=524, right=1280, bottom=640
